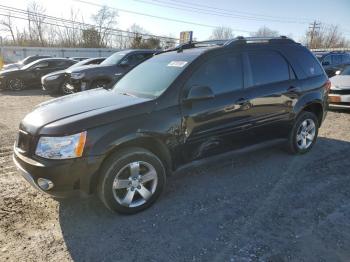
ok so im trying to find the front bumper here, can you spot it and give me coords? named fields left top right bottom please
left=13, top=146, right=104, bottom=198
left=328, top=94, right=350, bottom=109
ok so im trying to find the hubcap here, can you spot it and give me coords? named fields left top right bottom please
left=296, top=118, right=316, bottom=150
left=112, top=161, right=158, bottom=208
left=9, top=79, right=24, bottom=91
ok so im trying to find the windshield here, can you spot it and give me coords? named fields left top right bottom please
left=101, top=52, right=127, bottom=66
left=21, top=59, right=43, bottom=70
left=113, top=52, right=196, bottom=98
left=68, top=59, right=92, bottom=69
left=340, top=66, right=350, bottom=75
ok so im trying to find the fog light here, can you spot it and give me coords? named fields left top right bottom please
left=37, top=178, right=54, bottom=191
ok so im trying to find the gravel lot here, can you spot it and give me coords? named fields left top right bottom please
left=1, top=89, right=350, bottom=262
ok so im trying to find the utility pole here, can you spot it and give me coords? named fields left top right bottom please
left=309, top=20, right=320, bottom=49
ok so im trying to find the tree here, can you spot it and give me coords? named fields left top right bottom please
left=82, top=27, right=101, bottom=48
left=304, top=24, right=350, bottom=49
left=27, top=1, right=47, bottom=46
left=250, top=26, right=279, bottom=37
left=0, top=13, right=16, bottom=44
left=210, top=26, right=234, bottom=40
left=92, top=6, right=118, bottom=47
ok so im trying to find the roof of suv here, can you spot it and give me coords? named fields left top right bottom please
left=161, top=36, right=297, bottom=57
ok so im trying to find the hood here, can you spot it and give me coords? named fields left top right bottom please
left=43, top=69, right=66, bottom=78
left=20, top=88, right=152, bottom=135
left=330, top=75, right=350, bottom=89
left=2, top=63, right=21, bottom=70
left=67, top=64, right=111, bottom=74
left=0, top=67, right=22, bottom=75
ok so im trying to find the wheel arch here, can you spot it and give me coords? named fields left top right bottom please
left=293, top=92, right=325, bottom=127
left=86, top=135, right=173, bottom=194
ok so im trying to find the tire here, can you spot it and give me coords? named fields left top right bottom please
left=287, top=111, right=319, bottom=154
left=8, top=78, right=25, bottom=91
left=91, top=80, right=109, bottom=89
left=61, top=81, right=75, bottom=95
left=97, top=147, right=166, bottom=214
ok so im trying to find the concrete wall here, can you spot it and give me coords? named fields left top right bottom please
left=0, top=46, right=119, bottom=63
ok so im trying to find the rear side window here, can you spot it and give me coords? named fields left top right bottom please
left=247, top=50, right=289, bottom=86
left=185, top=54, right=243, bottom=94
left=292, top=48, right=324, bottom=78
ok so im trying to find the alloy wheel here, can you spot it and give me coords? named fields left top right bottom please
left=296, top=118, right=316, bottom=150
left=112, top=161, right=158, bottom=208
left=9, top=78, right=24, bottom=91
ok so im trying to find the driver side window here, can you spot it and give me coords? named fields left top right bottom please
left=185, top=54, right=243, bottom=95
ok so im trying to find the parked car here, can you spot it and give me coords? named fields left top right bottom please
left=42, top=57, right=106, bottom=95
left=2, top=55, right=51, bottom=71
left=328, top=65, right=350, bottom=109
left=0, top=58, right=77, bottom=91
left=65, top=49, right=157, bottom=93
left=13, top=37, right=329, bottom=214
left=314, top=51, right=350, bottom=77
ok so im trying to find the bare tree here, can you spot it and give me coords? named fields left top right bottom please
left=0, top=13, right=16, bottom=44
left=250, top=26, right=279, bottom=37
left=210, top=26, right=234, bottom=40
left=303, top=24, right=350, bottom=49
left=27, top=1, right=47, bottom=46
left=92, top=6, right=118, bottom=47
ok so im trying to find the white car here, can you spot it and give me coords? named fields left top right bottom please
left=329, top=65, right=350, bottom=109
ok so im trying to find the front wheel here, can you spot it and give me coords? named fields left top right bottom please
left=8, top=78, right=25, bottom=91
left=287, top=111, right=319, bottom=154
left=97, top=147, right=166, bottom=214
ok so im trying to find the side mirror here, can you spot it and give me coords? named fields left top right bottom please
left=184, top=85, right=214, bottom=102
left=335, top=70, right=341, bottom=75
left=322, top=61, right=330, bottom=66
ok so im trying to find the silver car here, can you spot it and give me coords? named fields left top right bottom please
left=329, top=65, right=350, bottom=109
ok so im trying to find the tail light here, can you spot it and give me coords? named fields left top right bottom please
left=324, top=80, right=331, bottom=92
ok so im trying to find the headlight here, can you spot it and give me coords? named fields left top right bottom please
left=71, top=72, right=85, bottom=80
left=44, top=75, right=60, bottom=81
left=35, top=131, right=87, bottom=159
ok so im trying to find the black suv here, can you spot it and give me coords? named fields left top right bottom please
left=314, top=51, right=350, bottom=77
left=13, top=37, right=329, bottom=214
left=65, top=49, right=157, bottom=92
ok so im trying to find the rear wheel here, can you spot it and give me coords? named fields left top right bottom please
left=8, top=78, right=25, bottom=91
left=97, top=147, right=166, bottom=214
left=287, top=111, right=319, bottom=154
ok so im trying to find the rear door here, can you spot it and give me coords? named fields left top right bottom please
left=242, top=49, right=296, bottom=141
left=181, top=51, right=254, bottom=162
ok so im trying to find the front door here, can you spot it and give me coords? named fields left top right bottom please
left=180, top=52, right=254, bottom=162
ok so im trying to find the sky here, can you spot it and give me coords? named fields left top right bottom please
left=1, top=0, right=350, bottom=42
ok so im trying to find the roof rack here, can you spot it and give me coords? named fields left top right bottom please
left=224, top=36, right=294, bottom=47
left=159, top=36, right=295, bottom=54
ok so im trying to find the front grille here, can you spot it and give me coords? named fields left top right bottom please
left=329, top=89, right=350, bottom=95
left=17, top=130, right=32, bottom=154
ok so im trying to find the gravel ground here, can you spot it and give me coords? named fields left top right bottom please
left=1, top=89, right=350, bottom=262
